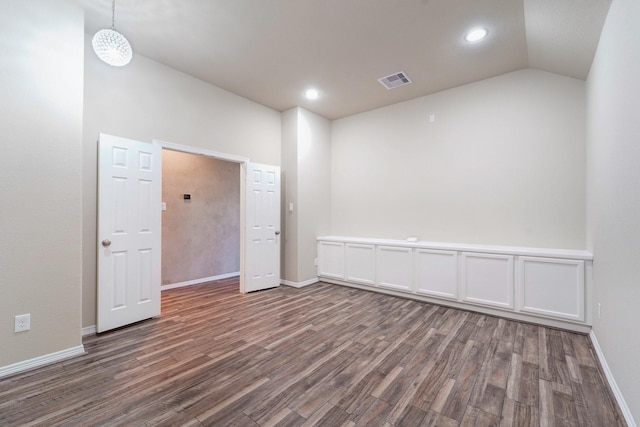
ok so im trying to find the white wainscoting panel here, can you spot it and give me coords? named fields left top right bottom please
left=317, top=236, right=593, bottom=332
left=461, top=252, right=514, bottom=309
left=414, top=249, right=458, bottom=299
left=517, top=257, right=585, bottom=321
left=317, top=241, right=345, bottom=279
left=345, top=243, right=376, bottom=285
left=376, top=246, right=413, bottom=291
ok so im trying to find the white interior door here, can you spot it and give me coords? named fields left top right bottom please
left=243, top=162, right=281, bottom=292
left=97, top=134, right=161, bottom=333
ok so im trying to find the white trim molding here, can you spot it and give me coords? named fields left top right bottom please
left=281, top=278, right=319, bottom=288
left=154, top=139, right=250, bottom=164
left=0, top=345, right=85, bottom=379
left=589, top=331, right=637, bottom=427
left=161, top=272, right=240, bottom=291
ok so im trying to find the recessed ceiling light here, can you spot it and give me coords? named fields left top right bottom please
left=465, top=27, right=488, bottom=43
left=305, top=88, right=319, bottom=100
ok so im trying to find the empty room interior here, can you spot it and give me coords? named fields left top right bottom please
left=1, top=0, right=639, bottom=425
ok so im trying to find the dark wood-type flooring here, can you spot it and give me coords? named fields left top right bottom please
left=0, top=279, right=627, bottom=426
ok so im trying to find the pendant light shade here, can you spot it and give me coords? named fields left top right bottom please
left=92, top=0, right=132, bottom=67
left=92, top=29, right=132, bottom=66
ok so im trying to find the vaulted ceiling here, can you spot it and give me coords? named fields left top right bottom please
left=84, top=0, right=611, bottom=120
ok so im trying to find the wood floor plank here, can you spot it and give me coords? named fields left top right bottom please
left=349, top=397, right=391, bottom=426
left=0, top=280, right=627, bottom=427
left=421, top=410, right=459, bottom=427
left=460, top=406, right=500, bottom=426
left=500, top=397, right=539, bottom=427
left=196, top=377, right=270, bottom=423
left=539, top=378, right=555, bottom=426
left=517, top=361, right=540, bottom=407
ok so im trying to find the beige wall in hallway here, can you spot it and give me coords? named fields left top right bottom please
left=161, top=150, right=240, bottom=285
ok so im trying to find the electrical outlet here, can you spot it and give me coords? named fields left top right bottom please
left=597, top=303, right=602, bottom=319
left=314, top=258, right=318, bottom=266
left=15, top=314, right=30, bottom=333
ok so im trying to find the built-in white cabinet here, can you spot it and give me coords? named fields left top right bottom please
left=345, top=243, right=375, bottom=285
left=414, top=249, right=458, bottom=300
left=317, top=241, right=345, bottom=280
left=376, top=246, right=413, bottom=291
left=461, top=252, right=514, bottom=309
left=517, top=257, right=585, bottom=321
left=317, top=236, right=593, bottom=332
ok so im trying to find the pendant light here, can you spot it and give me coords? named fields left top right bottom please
left=92, top=0, right=132, bottom=66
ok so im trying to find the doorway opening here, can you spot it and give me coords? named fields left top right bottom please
left=154, top=139, right=250, bottom=295
left=160, top=148, right=241, bottom=293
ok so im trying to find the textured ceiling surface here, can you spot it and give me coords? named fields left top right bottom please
left=84, top=0, right=611, bottom=120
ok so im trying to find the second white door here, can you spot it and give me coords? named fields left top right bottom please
left=243, top=162, right=281, bottom=292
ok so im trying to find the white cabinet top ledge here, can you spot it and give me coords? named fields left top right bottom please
left=317, top=236, right=593, bottom=261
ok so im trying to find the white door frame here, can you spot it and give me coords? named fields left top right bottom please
left=153, top=139, right=252, bottom=293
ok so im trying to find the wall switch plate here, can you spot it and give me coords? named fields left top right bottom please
left=15, top=314, right=30, bottom=333
left=161, top=202, right=167, bottom=211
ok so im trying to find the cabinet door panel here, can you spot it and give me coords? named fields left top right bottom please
left=518, top=257, right=584, bottom=321
left=414, top=249, right=458, bottom=299
left=318, top=241, right=345, bottom=279
left=345, top=244, right=375, bottom=285
left=461, top=253, right=514, bottom=309
left=376, top=246, right=413, bottom=291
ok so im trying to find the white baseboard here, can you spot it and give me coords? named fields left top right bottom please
left=161, top=272, right=240, bottom=291
left=281, top=277, right=319, bottom=288
left=0, top=345, right=85, bottom=379
left=82, top=325, right=96, bottom=337
left=589, top=331, right=637, bottom=427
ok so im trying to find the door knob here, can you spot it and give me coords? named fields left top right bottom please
left=102, top=239, right=112, bottom=247
left=275, top=231, right=281, bottom=235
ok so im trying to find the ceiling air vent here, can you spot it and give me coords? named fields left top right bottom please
left=378, top=71, right=412, bottom=89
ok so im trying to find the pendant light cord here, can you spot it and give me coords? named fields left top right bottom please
left=111, top=0, right=116, bottom=30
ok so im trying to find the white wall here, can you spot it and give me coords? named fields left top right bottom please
left=83, top=41, right=282, bottom=327
left=281, top=109, right=299, bottom=282
left=0, top=1, right=84, bottom=367
left=297, top=108, right=332, bottom=281
left=281, top=108, right=331, bottom=284
left=331, top=69, right=586, bottom=250
left=586, top=0, right=640, bottom=422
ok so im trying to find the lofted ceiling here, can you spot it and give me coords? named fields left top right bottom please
left=83, top=0, right=611, bottom=120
